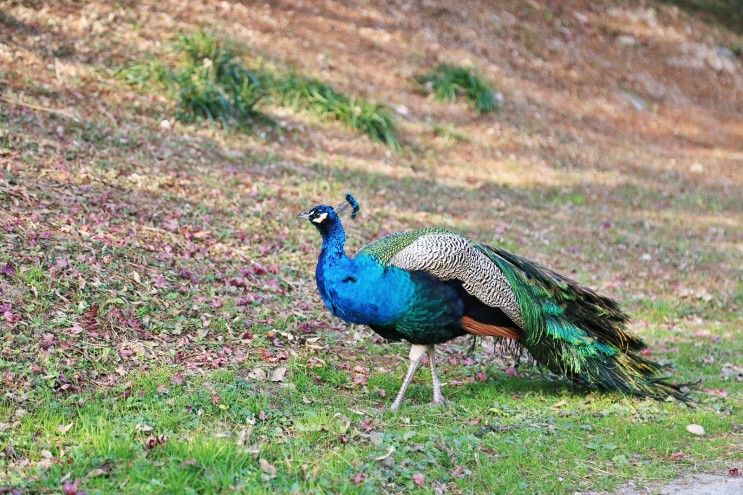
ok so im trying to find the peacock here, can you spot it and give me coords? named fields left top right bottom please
left=300, top=194, right=687, bottom=410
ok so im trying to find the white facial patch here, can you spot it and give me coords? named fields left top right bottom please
left=312, top=212, right=328, bottom=223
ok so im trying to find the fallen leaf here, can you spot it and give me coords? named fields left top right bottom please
left=259, top=458, right=277, bottom=480
left=670, top=451, right=686, bottom=461
left=686, top=424, right=705, bottom=436
left=248, top=368, right=267, bottom=381
left=359, top=418, right=374, bottom=432
left=145, top=434, right=168, bottom=449
left=412, top=473, right=425, bottom=487
left=703, top=388, right=728, bottom=398
left=721, top=363, right=743, bottom=381
left=269, top=366, right=287, bottom=382
left=451, top=465, right=472, bottom=478
left=170, top=372, right=185, bottom=386
left=62, top=480, right=84, bottom=495
left=729, top=467, right=740, bottom=477
left=236, top=426, right=253, bottom=447
left=369, top=431, right=384, bottom=447
left=504, top=366, right=519, bottom=377
left=57, top=423, right=74, bottom=434
left=374, top=445, right=395, bottom=461
left=0, top=262, right=16, bottom=277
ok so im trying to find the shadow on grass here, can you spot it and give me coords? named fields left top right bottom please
left=660, top=0, right=743, bottom=33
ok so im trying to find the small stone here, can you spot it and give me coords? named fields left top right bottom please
left=640, top=253, right=652, bottom=262
left=159, top=119, right=171, bottom=129
left=617, top=35, right=637, bottom=46
left=690, top=162, right=704, bottom=173
left=620, top=90, right=648, bottom=111
left=705, top=52, right=724, bottom=72
left=394, top=105, right=410, bottom=117
left=686, top=424, right=705, bottom=436
left=573, top=12, right=589, bottom=24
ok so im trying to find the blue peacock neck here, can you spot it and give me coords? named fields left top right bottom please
left=318, top=219, right=347, bottom=260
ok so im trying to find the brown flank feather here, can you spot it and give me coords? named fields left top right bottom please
left=461, top=316, right=521, bottom=340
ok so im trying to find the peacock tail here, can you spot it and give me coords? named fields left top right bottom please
left=358, top=228, right=688, bottom=401
left=478, top=244, right=687, bottom=401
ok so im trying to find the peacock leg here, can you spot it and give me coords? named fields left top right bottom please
left=390, top=344, right=427, bottom=411
left=428, top=345, right=446, bottom=405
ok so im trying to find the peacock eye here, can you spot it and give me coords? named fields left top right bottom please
left=312, top=212, right=328, bottom=223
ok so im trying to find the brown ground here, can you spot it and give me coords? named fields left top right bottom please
left=0, top=2, right=741, bottom=491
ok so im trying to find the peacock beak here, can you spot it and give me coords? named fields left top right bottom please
left=297, top=211, right=311, bottom=220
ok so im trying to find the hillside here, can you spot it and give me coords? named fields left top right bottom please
left=0, top=1, right=741, bottom=494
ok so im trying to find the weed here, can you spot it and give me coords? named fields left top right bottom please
left=119, top=32, right=263, bottom=128
left=267, top=73, right=402, bottom=151
left=416, top=64, right=499, bottom=113
left=120, top=32, right=400, bottom=147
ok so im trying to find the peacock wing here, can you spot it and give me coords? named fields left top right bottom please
left=358, top=229, right=523, bottom=328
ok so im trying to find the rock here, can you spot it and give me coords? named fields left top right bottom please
left=705, top=52, right=724, bottom=72
left=686, top=424, right=705, bottom=436
left=717, top=46, right=737, bottom=60
left=620, top=90, right=648, bottom=111
left=159, top=119, right=171, bottom=129
left=617, top=35, right=637, bottom=46
left=573, top=12, right=589, bottom=24
left=690, top=162, right=704, bottom=173
left=394, top=105, right=410, bottom=117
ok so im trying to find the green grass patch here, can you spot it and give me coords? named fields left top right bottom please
left=119, top=32, right=401, bottom=149
left=432, top=123, right=468, bottom=142
left=416, top=64, right=499, bottom=113
left=265, top=73, right=401, bottom=151
left=2, top=359, right=739, bottom=494
left=119, top=32, right=262, bottom=128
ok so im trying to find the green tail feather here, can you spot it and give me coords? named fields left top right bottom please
left=477, top=244, right=689, bottom=402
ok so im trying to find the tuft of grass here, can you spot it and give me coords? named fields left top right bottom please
left=119, top=32, right=262, bottom=128
left=120, top=32, right=400, bottom=148
left=118, top=60, right=170, bottom=90
left=266, top=73, right=402, bottom=151
left=416, top=64, right=499, bottom=113
left=173, top=33, right=263, bottom=126
left=432, top=123, right=469, bottom=142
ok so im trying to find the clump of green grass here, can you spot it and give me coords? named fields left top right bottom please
left=416, top=64, right=499, bottom=113
left=173, top=32, right=263, bottom=126
left=120, top=32, right=401, bottom=149
left=119, top=60, right=169, bottom=89
left=432, top=123, right=469, bottom=142
left=267, top=74, right=401, bottom=151
left=119, top=32, right=262, bottom=128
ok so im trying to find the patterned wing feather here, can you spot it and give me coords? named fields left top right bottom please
left=358, top=229, right=522, bottom=327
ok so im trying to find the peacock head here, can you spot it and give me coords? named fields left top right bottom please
left=299, top=193, right=359, bottom=237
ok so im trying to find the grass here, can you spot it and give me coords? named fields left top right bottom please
left=119, top=32, right=262, bottom=128
left=2, top=327, right=740, bottom=494
left=661, top=0, right=743, bottom=32
left=1, top=1, right=742, bottom=494
left=266, top=73, right=402, bottom=151
left=416, top=64, right=499, bottom=113
left=119, top=32, right=401, bottom=149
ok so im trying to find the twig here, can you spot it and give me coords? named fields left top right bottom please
left=0, top=94, right=81, bottom=123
